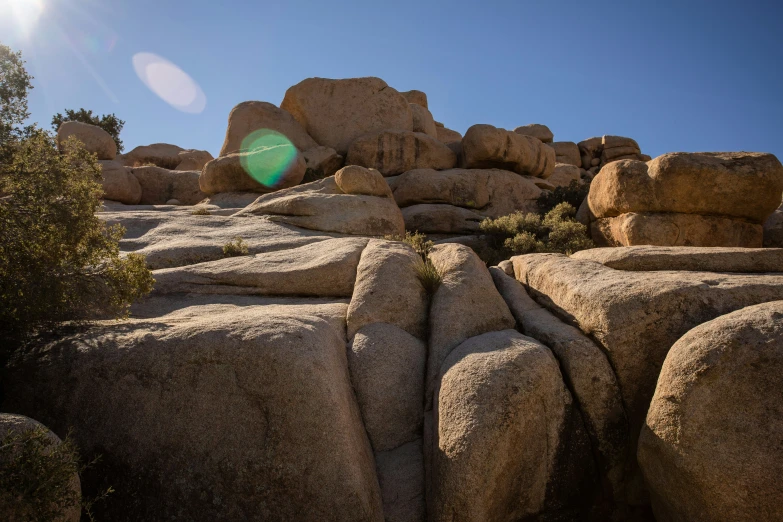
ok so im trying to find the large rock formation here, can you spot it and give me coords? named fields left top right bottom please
left=281, top=77, right=413, bottom=154
left=98, top=160, right=142, bottom=204
left=346, top=130, right=456, bottom=176
left=587, top=152, right=783, bottom=247
left=119, top=143, right=213, bottom=171
left=199, top=146, right=306, bottom=194
left=391, top=168, right=542, bottom=234
left=56, top=121, right=116, bottom=160
left=638, top=301, right=783, bottom=522
left=512, top=249, right=783, bottom=506
left=130, top=166, right=206, bottom=205
left=462, top=124, right=555, bottom=178
left=238, top=166, right=404, bottom=236
left=219, top=100, right=319, bottom=155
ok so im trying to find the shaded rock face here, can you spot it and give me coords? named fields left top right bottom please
left=462, top=124, right=555, bottom=178
left=410, top=103, right=438, bottom=137
left=4, top=303, right=383, bottom=522
left=764, top=200, right=783, bottom=247
left=281, top=77, right=413, bottom=155
left=57, top=121, right=116, bottom=160
left=587, top=152, right=783, bottom=247
left=578, top=135, right=647, bottom=170
left=431, top=329, right=596, bottom=522
left=0, top=414, right=82, bottom=522
left=639, top=301, right=783, bottom=522
left=512, top=251, right=783, bottom=507
left=346, top=130, right=456, bottom=176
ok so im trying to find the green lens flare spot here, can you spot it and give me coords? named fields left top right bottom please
left=239, top=129, right=298, bottom=188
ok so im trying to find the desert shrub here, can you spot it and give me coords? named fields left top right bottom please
left=51, top=108, right=125, bottom=153
left=191, top=207, right=211, bottom=216
left=480, top=202, right=594, bottom=259
left=537, top=179, right=590, bottom=214
left=384, top=230, right=441, bottom=294
left=222, top=237, right=249, bottom=257
left=0, top=133, right=154, bottom=347
left=0, top=426, right=81, bottom=521
left=0, top=426, right=113, bottom=522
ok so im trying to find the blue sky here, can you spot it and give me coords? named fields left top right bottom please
left=3, top=0, right=782, bottom=160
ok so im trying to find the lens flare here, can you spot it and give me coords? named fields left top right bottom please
left=132, top=52, right=206, bottom=113
left=240, top=130, right=299, bottom=188
left=1, top=0, right=44, bottom=38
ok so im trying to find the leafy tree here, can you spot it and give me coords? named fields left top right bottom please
left=52, top=108, right=125, bottom=153
left=0, top=132, right=154, bottom=346
left=0, top=44, right=34, bottom=156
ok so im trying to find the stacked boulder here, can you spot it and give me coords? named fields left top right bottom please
left=578, top=135, right=651, bottom=177
left=583, top=152, right=783, bottom=247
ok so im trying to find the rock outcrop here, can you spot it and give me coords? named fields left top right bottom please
left=346, top=130, right=456, bottom=176
left=462, top=124, right=555, bottom=178
left=119, top=143, right=213, bottom=171
left=238, top=167, right=404, bottom=236
left=281, top=77, right=413, bottom=154
left=199, top=146, right=306, bottom=194
left=514, top=123, right=554, bottom=144
left=57, top=121, right=116, bottom=160
left=587, top=152, right=783, bottom=247
left=638, top=301, right=783, bottom=522
left=219, top=100, right=319, bottom=155
left=131, top=166, right=206, bottom=205
left=98, top=160, right=142, bottom=204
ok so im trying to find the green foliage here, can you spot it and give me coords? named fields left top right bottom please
left=384, top=230, right=441, bottom=294
left=0, top=132, right=155, bottom=344
left=52, top=108, right=125, bottom=153
left=0, top=426, right=113, bottom=522
left=0, top=44, right=35, bottom=160
left=0, top=426, right=81, bottom=521
left=222, top=237, right=249, bottom=257
left=383, top=230, right=434, bottom=258
left=537, top=179, right=590, bottom=214
left=480, top=202, right=594, bottom=259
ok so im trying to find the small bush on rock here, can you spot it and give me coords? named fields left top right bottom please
left=384, top=231, right=441, bottom=294
left=480, top=202, right=594, bottom=259
left=222, top=237, right=248, bottom=257
left=191, top=207, right=211, bottom=216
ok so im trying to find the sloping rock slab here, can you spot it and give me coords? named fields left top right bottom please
left=572, top=246, right=783, bottom=273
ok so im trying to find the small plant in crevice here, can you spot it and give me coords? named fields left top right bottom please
left=222, top=237, right=248, bottom=257
left=384, top=230, right=441, bottom=294
left=190, top=207, right=211, bottom=216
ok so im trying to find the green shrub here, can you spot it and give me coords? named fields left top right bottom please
left=0, top=426, right=82, bottom=521
left=191, top=207, right=211, bottom=216
left=0, top=426, right=113, bottom=522
left=0, top=133, right=154, bottom=347
left=480, top=202, right=594, bottom=259
left=222, top=237, right=249, bottom=257
left=51, top=108, right=125, bottom=153
left=537, top=179, right=590, bottom=214
left=383, top=230, right=434, bottom=258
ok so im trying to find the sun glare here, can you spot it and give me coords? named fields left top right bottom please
left=1, top=0, right=45, bottom=35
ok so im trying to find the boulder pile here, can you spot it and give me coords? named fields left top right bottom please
left=9, top=76, right=783, bottom=522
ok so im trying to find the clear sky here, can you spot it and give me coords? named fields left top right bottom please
left=3, top=0, right=782, bottom=160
